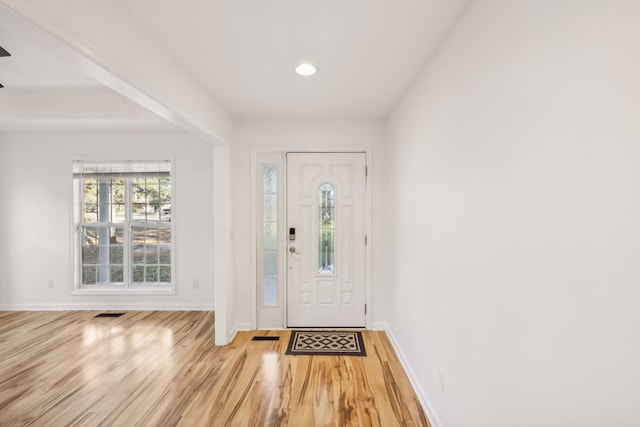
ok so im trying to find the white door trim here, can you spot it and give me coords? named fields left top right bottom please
left=250, top=147, right=373, bottom=330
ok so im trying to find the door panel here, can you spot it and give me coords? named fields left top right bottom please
left=287, top=153, right=366, bottom=327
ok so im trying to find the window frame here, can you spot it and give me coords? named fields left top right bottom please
left=254, top=152, right=286, bottom=329
left=71, top=158, right=176, bottom=295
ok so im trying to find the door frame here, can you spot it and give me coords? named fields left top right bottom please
left=250, top=147, right=373, bottom=330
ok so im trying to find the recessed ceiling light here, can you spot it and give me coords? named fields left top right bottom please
left=295, top=62, right=317, bottom=76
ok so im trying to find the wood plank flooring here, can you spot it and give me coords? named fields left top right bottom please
left=0, top=311, right=430, bottom=426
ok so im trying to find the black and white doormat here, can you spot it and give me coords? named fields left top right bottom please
left=285, top=331, right=366, bottom=356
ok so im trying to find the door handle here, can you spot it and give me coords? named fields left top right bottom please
left=289, top=246, right=301, bottom=254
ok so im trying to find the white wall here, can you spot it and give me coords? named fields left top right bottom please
left=386, top=1, right=640, bottom=426
left=0, top=131, right=215, bottom=310
left=231, top=118, right=389, bottom=330
left=213, top=144, right=235, bottom=344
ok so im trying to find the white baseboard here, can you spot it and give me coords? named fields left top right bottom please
left=379, top=324, right=443, bottom=427
left=0, top=303, right=215, bottom=311
left=372, top=321, right=389, bottom=331
left=227, top=322, right=251, bottom=344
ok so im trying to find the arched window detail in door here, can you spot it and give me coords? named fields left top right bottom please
left=318, top=183, right=335, bottom=274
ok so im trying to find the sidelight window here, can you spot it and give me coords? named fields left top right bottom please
left=262, top=166, right=278, bottom=305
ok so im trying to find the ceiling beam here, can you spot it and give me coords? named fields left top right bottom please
left=0, top=0, right=232, bottom=145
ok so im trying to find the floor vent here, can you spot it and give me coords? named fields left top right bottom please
left=252, top=336, right=280, bottom=341
left=94, top=313, right=125, bottom=318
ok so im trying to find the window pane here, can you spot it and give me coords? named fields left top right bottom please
left=161, top=206, right=171, bottom=223
left=112, top=204, right=126, bottom=223
left=83, top=177, right=127, bottom=223
left=131, top=226, right=171, bottom=285
left=145, top=266, right=158, bottom=282
left=264, top=195, right=277, bottom=222
left=159, top=184, right=171, bottom=203
left=132, top=266, right=145, bottom=283
left=159, top=266, right=171, bottom=282
left=82, top=266, right=97, bottom=285
left=110, top=265, right=124, bottom=283
left=83, top=179, right=98, bottom=224
left=264, top=221, right=277, bottom=250
left=264, top=276, right=277, bottom=305
left=144, top=227, right=156, bottom=244
left=264, top=166, right=277, bottom=194
left=262, top=166, right=278, bottom=305
left=83, top=246, right=98, bottom=264
left=158, top=227, right=171, bottom=245
left=131, top=177, right=170, bottom=223
left=80, top=226, right=125, bottom=285
left=132, top=245, right=145, bottom=264
left=111, top=227, right=124, bottom=244
left=318, top=183, right=335, bottom=274
left=146, top=248, right=158, bottom=264
left=264, top=249, right=278, bottom=276
left=84, top=204, right=98, bottom=223
left=159, top=247, right=171, bottom=264
left=132, top=181, right=145, bottom=203
left=132, top=227, right=144, bottom=245
left=132, top=203, right=147, bottom=222
left=148, top=210, right=161, bottom=223
left=110, top=246, right=123, bottom=264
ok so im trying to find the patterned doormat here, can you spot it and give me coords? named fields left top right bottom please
left=285, top=331, right=366, bottom=356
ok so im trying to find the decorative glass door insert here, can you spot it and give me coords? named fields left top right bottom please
left=318, top=183, right=335, bottom=274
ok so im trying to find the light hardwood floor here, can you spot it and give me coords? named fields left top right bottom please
left=0, top=311, right=430, bottom=426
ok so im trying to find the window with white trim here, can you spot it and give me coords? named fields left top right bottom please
left=72, top=161, right=173, bottom=291
left=262, top=165, right=278, bottom=305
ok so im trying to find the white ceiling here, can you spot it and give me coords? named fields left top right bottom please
left=0, top=23, right=178, bottom=132
left=0, top=0, right=471, bottom=131
left=0, top=27, right=97, bottom=88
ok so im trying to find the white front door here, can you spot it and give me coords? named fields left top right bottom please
left=286, top=152, right=367, bottom=327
